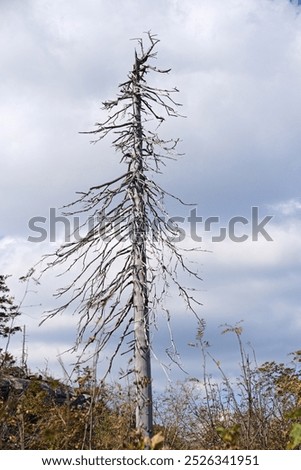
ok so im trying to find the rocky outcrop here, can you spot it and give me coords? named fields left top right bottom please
left=0, top=374, right=90, bottom=407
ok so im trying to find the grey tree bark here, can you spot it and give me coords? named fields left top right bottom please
left=131, top=50, right=153, bottom=436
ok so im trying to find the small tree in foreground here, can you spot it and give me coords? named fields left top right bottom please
left=28, top=33, right=202, bottom=440
left=0, top=275, right=21, bottom=366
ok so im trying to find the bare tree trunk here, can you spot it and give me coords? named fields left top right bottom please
left=131, top=52, right=153, bottom=439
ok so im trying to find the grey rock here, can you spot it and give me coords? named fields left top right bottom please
left=0, top=374, right=90, bottom=407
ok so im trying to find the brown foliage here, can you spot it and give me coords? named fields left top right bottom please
left=1, top=326, right=301, bottom=449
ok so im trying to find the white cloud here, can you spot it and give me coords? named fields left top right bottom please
left=269, top=197, right=301, bottom=215
left=2, top=0, right=301, bottom=382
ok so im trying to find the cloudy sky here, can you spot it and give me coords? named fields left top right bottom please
left=1, top=0, right=301, bottom=387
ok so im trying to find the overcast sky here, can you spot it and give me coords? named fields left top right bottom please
left=1, top=0, right=301, bottom=387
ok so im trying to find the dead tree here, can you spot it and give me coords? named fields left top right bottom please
left=29, top=33, right=202, bottom=441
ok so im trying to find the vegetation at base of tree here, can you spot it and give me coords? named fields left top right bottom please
left=1, top=324, right=301, bottom=450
